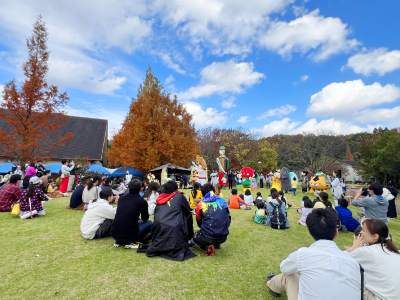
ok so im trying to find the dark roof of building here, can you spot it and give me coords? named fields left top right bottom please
left=341, top=160, right=361, bottom=167
left=0, top=115, right=108, bottom=161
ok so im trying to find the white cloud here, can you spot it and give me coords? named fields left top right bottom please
left=237, top=116, right=249, bottom=123
left=221, top=96, right=236, bottom=109
left=258, top=104, right=296, bottom=119
left=300, top=75, right=309, bottom=81
left=154, top=0, right=295, bottom=56
left=257, top=118, right=301, bottom=137
left=183, top=101, right=228, bottom=126
left=307, top=80, right=400, bottom=118
left=345, top=48, right=400, bottom=76
left=353, top=106, right=400, bottom=124
left=177, top=60, right=265, bottom=100
left=259, top=9, right=359, bottom=61
left=292, top=5, right=308, bottom=17
left=159, top=53, right=186, bottom=75
left=290, top=118, right=372, bottom=135
left=165, top=75, right=175, bottom=85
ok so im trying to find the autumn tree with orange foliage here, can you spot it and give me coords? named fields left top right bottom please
left=0, top=16, right=72, bottom=168
left=108, top=67, right=200, bottom=172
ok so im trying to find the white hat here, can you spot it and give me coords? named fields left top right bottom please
left=29, top=176, right=40, bottom=185
left=1, top=178, right=8, bottom=183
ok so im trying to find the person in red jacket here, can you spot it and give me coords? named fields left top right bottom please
left=228, top=189, right=248, bottom=209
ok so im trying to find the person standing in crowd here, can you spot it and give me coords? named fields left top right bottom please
left=175, top=174, right=181, bottom=185
left=182, top=174, right=188, bottom=189
left=327, top=170, right=343, bottom=206
left=210, top=170, right=219, bottom=187
left=36, top=160, right=46, bottom=178
left=25, top=162, right=36, bottom=177
left=291, top=177, right=298, bottom=196
left=81, top=189, right=119, bottom=240
left=266, top=208, right=361, bottom=299
left=345, top=218, right=400, bottom=299
left=0, top=175, right=22, bottom=212
left=259, top=173, right=265, bottom=189
left=67, top=159, right=77, bottom=193
left=194, top=183, right=231, bottom=256
left=382, top=186, right=396, bottom=218
left=125, top=171, right=132, bottom=182
left=112, top=180, right=152, bottom=249
left=146, top=180, right=195, bottom=261
left=228, top=170, right=233, bottom=189
left=59, top=159, right=75, bottom=196
left=14, top=166, right=23, bottom=178
left=386, top=184, right=398, bottom=218
left=67, top=177, right=89, bottom=210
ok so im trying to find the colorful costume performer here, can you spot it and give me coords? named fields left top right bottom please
left=210, top=171, right=219, bottom=186
left=192, top=155, right=207, bottom=186
left=271, top=170, right=281, bottom=191
left=235, top=172, right=243, bottom=190
left=161, top=168, right=168, bottom=185
left=216, top=146, right=229, bottom=189
left=241, top=167, right=254, bottom=192
left=147, top=172, right=155, bottom=183
left=309, top=172, right=331, bottom=195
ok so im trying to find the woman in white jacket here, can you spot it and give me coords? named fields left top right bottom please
left=82, top=175, right=102, bottom=210
left=80, top=189, right=119, bottom=239
left=327, top=170, right=342, bottom=206
left=345, top=218, right=400, bottom=300
left=143, top=182, right=159, bottom=215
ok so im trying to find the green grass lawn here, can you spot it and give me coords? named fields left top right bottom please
left=1, top=188, right=399, bottom=300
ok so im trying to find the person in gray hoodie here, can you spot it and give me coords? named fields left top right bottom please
left=352, top=182, right=388, bottom=234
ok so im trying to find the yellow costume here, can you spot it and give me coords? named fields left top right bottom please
left=189, top=189, right=203, bottom=209
left=271, top=169, right=281, bottom=191
left=309, top=173, right=330, bottom=194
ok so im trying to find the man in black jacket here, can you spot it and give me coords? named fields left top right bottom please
left=146, top=180, right=195, bottom=261
left=111, top=179, right=152, bottom=249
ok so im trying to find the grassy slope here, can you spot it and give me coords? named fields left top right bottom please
left=1, top=188, right=399, bottom=300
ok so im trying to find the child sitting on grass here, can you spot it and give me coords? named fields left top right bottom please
left=254, top=192, right=264, bottom=206
left=228, top=189, right=248, bottom=209
left=336, top=198, right=360, bottom=232
left=244, top=189, right=254, bottom=206
left=253, top=201, right=266, bottom=224
left=279, top=191, right=292, bottom=208
left=297, top=198, right=313, bottom=226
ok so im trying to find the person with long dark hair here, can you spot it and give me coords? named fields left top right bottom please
left=19, top=176, right=46, bottom=218
left=82, top=175, right=102, bottom=210
left=345, top=218, right=400, bottom=299
left=386, top=185, right=398, bottom=218
left=143, top=182, right=159, bottom=215
left=189, top=182, right=202, bottom=212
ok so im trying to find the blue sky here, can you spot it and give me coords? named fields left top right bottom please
left=1, top=0, right=400, bottom=137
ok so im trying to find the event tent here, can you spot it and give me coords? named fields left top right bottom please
left=86, top=164, right=112, bottom=175
left=149, top=163, right=191, bottom=173
left=111, top=167, right=144, bottom=178
left=0, top=162, right=16, bottom=174
left=45, top=163, right=62, bottom=175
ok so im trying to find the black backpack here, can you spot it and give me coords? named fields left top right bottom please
left=269, top=202, right=286, bottom=229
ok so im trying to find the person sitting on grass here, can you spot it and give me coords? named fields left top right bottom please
left=266, top=208, right=362, bottom=300
left=253, top=201, right=266, bottom=224
left=344, top=218, right=400, bottom=299
left=189, top=182, right=203, bottom=214
left=82, top=175, right=102, bottom=210
left=67, top=177, right=89, bottom=210
left=0, top=175, right=22, bottom=212
left=146, top=180, right=195, bottom=261
left=112, top=179, right=152, bottom=249
left=20, top=176, right=46, bottom=218
left=297, top=198, right=313, bottom=226
left=143, top=182, right=159, bottom=215
left=313, top=192, right=333, bottom=209
left=352, top=182, right=388, bottom=235
left=279, top=190, right=291, bottom=208
left=46, top=179, right=62, bottom=198
left=266, top=192, right=290, bottom=229
left=80, top=189, right=119, bottom=239
left=254, top=192, right=264, bottom=206
left=194, top=183, right=231, bottom=256
left=335, top=198, right=359, bottom=232
left=244, top=189, right=254, bottom=206
left=266, top=188, right=278, bottom=202
left=228, top=189, right=248, bottom=209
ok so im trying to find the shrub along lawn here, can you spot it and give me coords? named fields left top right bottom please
left=1, top=188, right=399, bottom=299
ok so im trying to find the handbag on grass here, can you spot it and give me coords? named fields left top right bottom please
left=11, top=203, right=20, bottom=216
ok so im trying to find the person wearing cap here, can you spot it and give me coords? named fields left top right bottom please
left=20, top=176, right=46, bottom=217
left=0, top=175, right=23, bottom=212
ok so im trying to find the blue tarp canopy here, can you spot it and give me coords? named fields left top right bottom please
left=45, top=163, right=63, bottom=175
left=112, top=167, right=144, bottom=178
left=87, top=164, right=112, bottom=176
left=0, top=162, right=16, bottom=174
